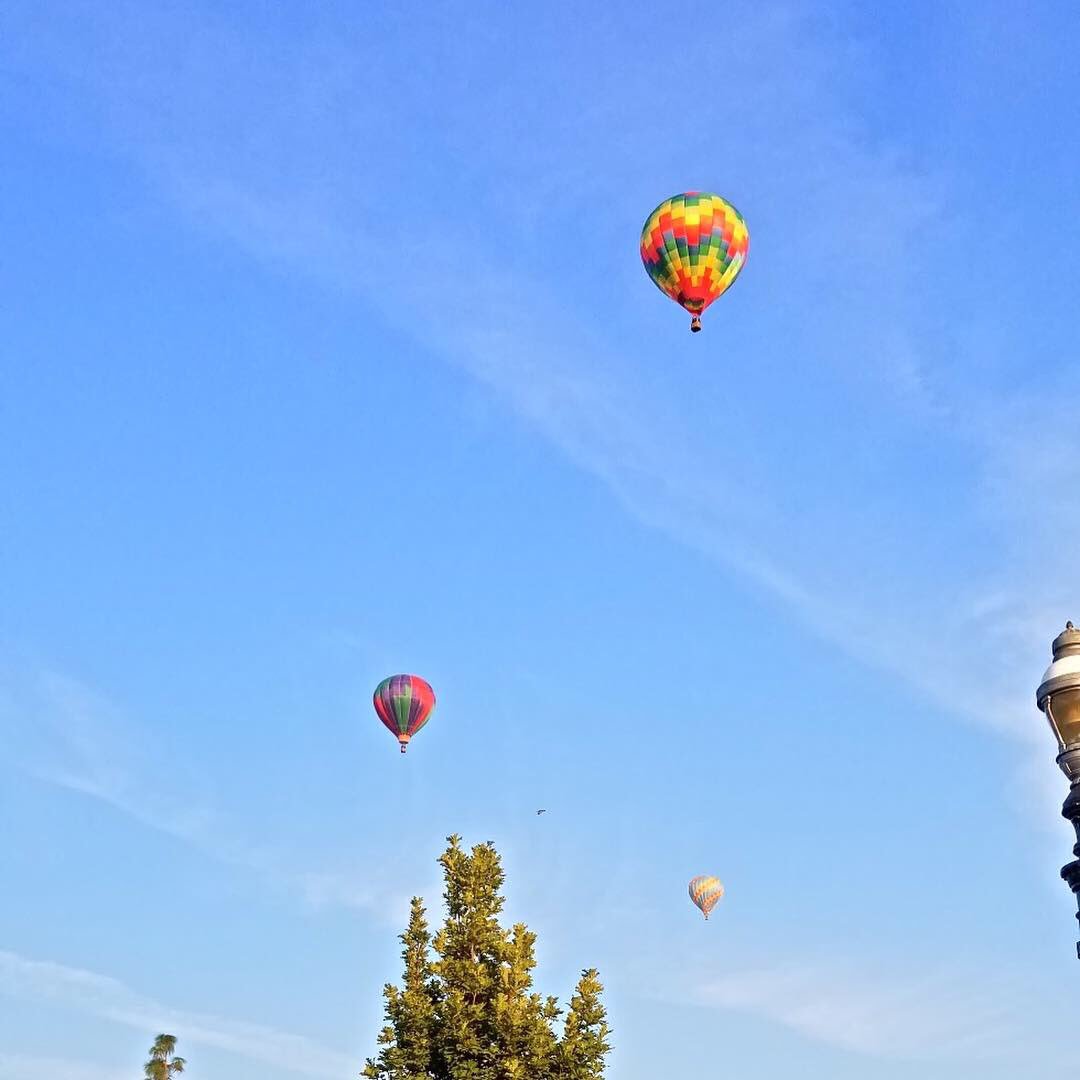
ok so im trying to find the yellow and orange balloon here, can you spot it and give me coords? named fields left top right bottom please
left=688, top=875, right=724, bottom=920
left=640, top=192, right=748, bottom=332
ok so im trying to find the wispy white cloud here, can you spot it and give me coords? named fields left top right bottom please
left=29, top=2, right=1068, bottom=758
left=0, top=666, right=414, bottom=921
left=154, top=166, right=1062, bottom=755
left=0, top=949, right=355, bottom=1079
left=7, top=2, right=1056, bottom=752
left=692, top=963, right=1017, bottom=1060
left=0, top=1053, right=128, bottom=1080
left=8, top=0, right=1077, bottom=827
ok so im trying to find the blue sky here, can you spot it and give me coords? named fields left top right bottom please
left=2, top=2, right=1080, bottom=1077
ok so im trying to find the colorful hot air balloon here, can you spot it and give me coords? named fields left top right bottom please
left=688, top=875, right=724, bottom=920
left=373, top=674, right=436, bottom=753
left=640, top=192, right=749, bottom=332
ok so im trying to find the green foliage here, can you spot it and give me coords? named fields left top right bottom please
left=559, top=970, right=612, bottom=1080
left=363, top=836, right=610, bottom=1080
left=144, top=1034, right=186, bottom=1080
left=365, top=897, right=440, bottom=1080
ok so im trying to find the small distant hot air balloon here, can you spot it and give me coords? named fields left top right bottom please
left=640, top=192, right=749, bottom=332
left=688, top=875, right=724, bottom=920
left=373, top=674, right=436, bottom=753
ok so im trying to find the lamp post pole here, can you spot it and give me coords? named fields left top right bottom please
left=1058, top=773, right=1080, bottom=959
left=1062, top=786, right=1080, bottom=958
left=1036, top=622, right=1080, bottom=958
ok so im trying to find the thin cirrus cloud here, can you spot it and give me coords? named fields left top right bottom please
left=0, top=666, right=413, bottom=922
left=0, top=949, right=354, bottom=1078
left=9, top=8, right=1075, bottom=789
left=154, top=168, right=1065, bottom=761
left=0, top=1054, right=128, bottom=1080
left=689, top=963, right=1038, bottom=1065
left=28, top=2, right=1073, bottom=754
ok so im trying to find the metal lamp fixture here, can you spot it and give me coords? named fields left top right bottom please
left=1035, top=621, right=1080, bottom=957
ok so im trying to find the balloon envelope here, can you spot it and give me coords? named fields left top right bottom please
left=688, top=874, right=724, bottom=919
left=373, top=674, right=436, bottom=753
left=640, top=192, right=748, bottom=332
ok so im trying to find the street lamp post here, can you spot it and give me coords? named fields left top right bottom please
left=1035, top=621, right=1080, bottom=958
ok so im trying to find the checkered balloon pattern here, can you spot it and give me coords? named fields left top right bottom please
left=640, top=192, right=748, bottom=330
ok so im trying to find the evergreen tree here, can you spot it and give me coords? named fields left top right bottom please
left=364, top=898, right=440, bottom=1080
left=362, top=836, right=610, bottom=1080
left=559, top=970, right=612, bottom=1080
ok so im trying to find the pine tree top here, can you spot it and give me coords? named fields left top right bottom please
left=362, top=836, right=610, bottom=1080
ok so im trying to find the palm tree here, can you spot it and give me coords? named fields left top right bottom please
left=144, top=1034, right=186, bottom=1080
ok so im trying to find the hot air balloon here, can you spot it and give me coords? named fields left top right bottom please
left=640, top=192, right=748, bottom=332
left=373, top=674, right=436, bottom=753
left=688, top=875, right=724, bottom=920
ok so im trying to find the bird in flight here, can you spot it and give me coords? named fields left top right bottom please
left=536, top=809, right=546, bottom=815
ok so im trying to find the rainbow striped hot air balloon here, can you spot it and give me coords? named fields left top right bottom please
left=688, top=875, right=724, bottom=920
left=373, top=674, right=436, bottom=754
left=640, top=192, right=749, bottom=332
